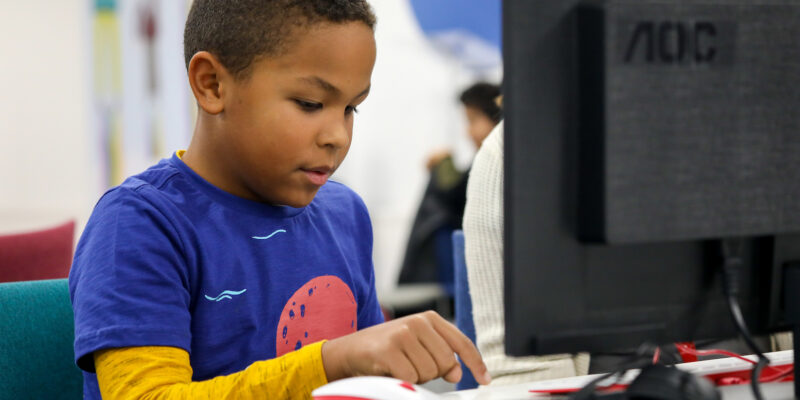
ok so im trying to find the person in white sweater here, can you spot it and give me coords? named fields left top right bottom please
left=462, top=121, right=590, bottom=385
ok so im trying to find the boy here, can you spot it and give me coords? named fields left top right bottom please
left=69, top=1, right=490, bottom=398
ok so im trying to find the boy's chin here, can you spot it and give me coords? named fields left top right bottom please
left=265, top=189, right=319, bottom=208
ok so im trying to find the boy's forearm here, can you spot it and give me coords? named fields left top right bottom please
left=95, top=341, right=328, bottom=400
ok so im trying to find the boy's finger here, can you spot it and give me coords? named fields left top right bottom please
left=429, top=315, right=491, bottom=385
left=387, top=352, right=420, bottom=384
left=415, top=317, right=460, bottom=376
left=401, top=335, right=439, bottom=383
left=443, top=363, right=463, bottom=383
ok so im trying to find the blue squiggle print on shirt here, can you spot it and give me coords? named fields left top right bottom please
left=204, top=289, right=247, bottom=302
left=252, top=229, right=287, bottom=240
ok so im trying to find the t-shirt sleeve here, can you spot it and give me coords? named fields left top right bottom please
left=357, top=260, right=384, bottom=329
left=350, top=190, right=385, bottom=329
left=69, top=186, right=192, bottom=372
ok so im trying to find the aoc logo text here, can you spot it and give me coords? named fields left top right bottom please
left=623, top=21, right=719, bottom=65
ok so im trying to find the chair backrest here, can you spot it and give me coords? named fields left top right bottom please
left=0, top=279, right=83, bottom=399
left=0, top=220, right=75, bottom=283
left=452, top=230, right=479, bottom=390
left=435, top=227, right=456, bottom=296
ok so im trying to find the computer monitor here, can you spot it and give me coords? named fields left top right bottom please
left=503, top=0, right=800, bottom=364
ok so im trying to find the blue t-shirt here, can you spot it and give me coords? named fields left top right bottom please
left=69, top=154, right=384, bottom=398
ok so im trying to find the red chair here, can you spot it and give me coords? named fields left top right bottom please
left=0, top=220, right=75, bottom=283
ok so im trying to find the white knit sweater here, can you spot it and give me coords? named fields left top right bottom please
left=462, top=122, right=590, bottom=386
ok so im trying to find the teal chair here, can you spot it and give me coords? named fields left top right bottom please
left=0, top=279, right=83, bottom=399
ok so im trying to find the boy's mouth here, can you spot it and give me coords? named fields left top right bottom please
left=301, top=166, right=332, bottom=186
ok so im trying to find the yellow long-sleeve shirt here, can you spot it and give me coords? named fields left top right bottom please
left=94, top=340, right=328, bottom=399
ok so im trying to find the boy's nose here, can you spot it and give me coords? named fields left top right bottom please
left=317, top=118, right=351, bottom=150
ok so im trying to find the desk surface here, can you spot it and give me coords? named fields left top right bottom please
left=441, top=351, right=795, bottom=400
left=440, top=381, right=793, bottom=400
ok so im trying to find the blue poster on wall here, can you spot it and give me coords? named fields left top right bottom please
left=409, top=0, right=502, bottom=74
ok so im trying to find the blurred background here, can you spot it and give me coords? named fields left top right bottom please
left=0, top=0, right=501, bottom=298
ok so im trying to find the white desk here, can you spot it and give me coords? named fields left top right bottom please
left=441, top=381, right=793, bottom=400
left=441, top=351, right=795, bottom=400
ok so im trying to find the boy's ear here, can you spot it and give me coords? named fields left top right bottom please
left=187, top=51, right=227, bottom=115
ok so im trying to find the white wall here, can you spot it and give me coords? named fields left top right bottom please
left=0, top=1, right=96, bottom=235
left=0, top=0, right=191, bottom=237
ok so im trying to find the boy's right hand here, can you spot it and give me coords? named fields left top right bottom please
left=321, top=310, right=491, bottom=385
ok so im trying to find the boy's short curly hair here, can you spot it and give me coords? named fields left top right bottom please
left=184, top=0, right=376, bottom=79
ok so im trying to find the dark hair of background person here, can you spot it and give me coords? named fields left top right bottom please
left=184, top=0, right=377, bottom=80
left=459, top=82, right=503, bottom=124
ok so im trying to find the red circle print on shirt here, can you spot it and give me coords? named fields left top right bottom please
left=276, top=275, right=358, bottom=357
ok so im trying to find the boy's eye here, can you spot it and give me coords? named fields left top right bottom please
left=294, top=99, right=322, bottom=112
left=345, top=105, right=359, bottom=115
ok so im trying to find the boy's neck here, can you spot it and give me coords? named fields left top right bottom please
left=181, top=116, right=256, bottom=202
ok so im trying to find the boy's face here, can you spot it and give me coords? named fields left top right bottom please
left=219, top=22, right=376, bottom=207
